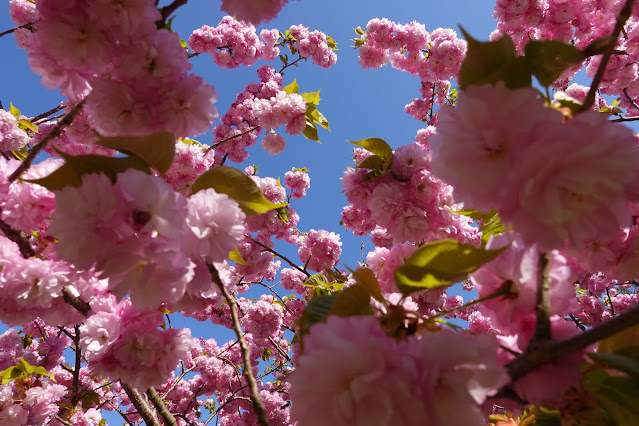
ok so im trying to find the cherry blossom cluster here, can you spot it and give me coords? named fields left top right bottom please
left=10, top=0, right=218, bottom=137
left=50, top=169, right=246, bottom=310
left=220, top=0, right=290, bottom=25
left=430, top=82, right=639, bottom=252
left=492, top=0, right=639, bottom=113
left=0, top=109, right=29, bottom=151
left=189, top=17, right=281, bottom=68
left=212, top=65, right=306, bottom=163
left=341, top=132, right=479, bottom=246
left=289, top=315, right=508, bottom=426
left=356, top=18, right=467, bottom=123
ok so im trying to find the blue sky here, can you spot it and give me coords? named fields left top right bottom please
left=0, top=0, right=500, bottom=422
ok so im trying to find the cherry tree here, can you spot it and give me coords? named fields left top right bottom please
left=0, top=0, right=639, bottom=425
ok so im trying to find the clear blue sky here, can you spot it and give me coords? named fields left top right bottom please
left=0, top=1, right=498, bottom=423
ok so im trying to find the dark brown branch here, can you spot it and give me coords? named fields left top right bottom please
left=623, top=87, right=639, bottom=110
left=267, top=336, right=292, bottom=363
left=206, top=126, right=259, bottom=153
left=146, top=387, right=178, bottom=426
left=0, top=20, right=38, bottom=37
left=31, top=104, right=66, bottom=124
left=531, top=253, right=552, bottom=344
left=9, top=99, right=85, bottom=182
left=507, top=303, right=639, bottom=382
left=157, top=0, right=187, bottom=25
left=0, top=216, right=35, bottom=258
left=611, top=116, right=639, bottom=122
left=580, top=0, right=635, bottom=111
left=208, top=263, right=269, bottom=426
left=71, top=325, right=82, bottom=405
left=121, top=383, right=161, bottom=426
left=245, top=234, right=310, bottom=277
left=62, top=287, right=91, bottom=316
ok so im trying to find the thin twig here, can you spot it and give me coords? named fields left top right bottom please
left=121, top=383, right=161, bottom=426
left=209, top=263, right=269, bottom=426
left=9, top=99, right=85, bottom=182
left=157, top=0, right=188, bottom=25
left=611, top=116, right=639, bottom=122
left=206, top=126, right=259, bottom=153
left=507, top=303, right=639, bottom=382
left=0, top=20, right=38, bottom=37
left=71, top=325, right=82, bottom=405
left=245, top=234, right=310, bottom=277
left=30, top=104, right=66, bottom=123
left=532, top=253, right=552, bottom=344
left=267, top=336, right=292, bottom=363
left=606, top=286, right=616, bottom=316
left=580, top=0, right=635, bottom=111
left=146, top=387, right=178, bottom=426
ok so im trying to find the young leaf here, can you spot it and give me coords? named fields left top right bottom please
left=352, top=268, right=385, bottom=303
left=348, top=137, right=393, bottom=160
left=9, top=102, right=21, bottom=118
left=191, top=166, right=287, bottom=215
left=229, top=247, right=248, bottom=265
left=458, top=28, right=532, bottom=90
left=596, top=324, right=639, bottom=354
left=95, top=131, right=176, bottom=173
left=524, top=40, right=586, bottom=87
left=17, top=118, right=38, bottom=133
left=307, top=106, right=330, bottom=131
left=356, top=154, right=385, bottom=170
left=283, top=79, right=299, bottom=94
left=27, top=153, right=150, bottom=191
left=394, top=239, right=507, bottom=296
left=301, top=90, right=321, bottom=105
left=588, top=352, right=639, bottom=378
left=585, top=374, right=639, bottom=426
left=328, top=284, right=372, bottom=316
left=302, top=120, right=320, bottom=142
left=301, top=273, right=330, bottom=289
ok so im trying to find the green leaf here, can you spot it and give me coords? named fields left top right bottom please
left=588, top=351, right=639, bottom=378
left=27, top=153, right=150, bottom=191
left=17, top=118, right=38, bottom=133
left=394, top=239, right=507, bottom=296
left=95, top=131, right=176, bottom=173
left=348, top=137, right=393, bottom=160
left=191, top=166, right=287, bottom=215
left=553, top=91, right=583, bottom=115
left=296, top=294, right=337, bottom=338
left=229, top=247, right=248, bottom=265
left=302, top=120, right=320, bottom=142
left=301, top=273, right=330, bottom=289
left=9, top=102, right=21, bottom=118
left=11, top=146, right=28, bottom=161
left=301, top=90, right=321, bottom=105
left=283, top=79, right=299, bottom=94
left=524, top=40, right=586, bottom=87
left=0, top=366, right=21, bottom=385
left=356, top=154, right=385, bottom=170
left=352, top=268, right=385, bottom=303
left=328, top=284, right=372, bottom=316
left=585, top=374, right=639, bottom=426
left=306, top=105, right=330, bottom=131
left=326, top=36, right=338, bottom=50
left=354, top=26, right=366, bottom=36
left=458, top=28, right=532, bottom=90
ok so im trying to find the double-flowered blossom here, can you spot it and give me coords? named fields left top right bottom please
left=80, top=300, right=195, bottom=390
left=220, top=0, right=289, bottom=25
left=289, top=315, right=508, bottom=426
left=50, top=169, right=245, bottom=309
left=431, top=83, right=639, bottom=251
left=0, top=109, right=29, bottom=152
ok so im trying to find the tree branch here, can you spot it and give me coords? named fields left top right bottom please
left=208, top=263, right=269, bottom=426
left=531, top=252, right=552, bottom=344
left=9, top=98, right=86, bottom=182
left=62, top=286, right=91, bottom=316
left=121, top=383, right=161, bottom=426
left=0, top=215, right=35, bottom=258
left=245, top=234, right=311, bottom=277
left=507, top=303, right=639, bottom=382
left=146, top=387, right=178, bottom=426
left=580, top=0, right=635, bottom=111
left=206, top=126, right=259, bottom=153
left=0, top=20, right=37, bottom=38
